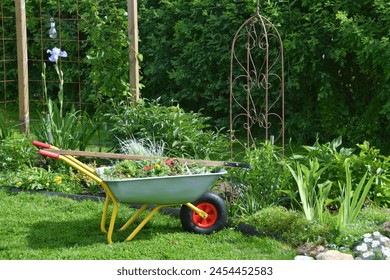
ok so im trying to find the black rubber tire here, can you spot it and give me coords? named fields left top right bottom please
left=180, top=192, right=227, bottom=234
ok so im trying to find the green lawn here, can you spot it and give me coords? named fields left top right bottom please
left=0, top=190, right=295, bottom=260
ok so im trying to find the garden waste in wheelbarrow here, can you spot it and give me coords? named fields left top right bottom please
left=33, top=141, right=249, bottom=244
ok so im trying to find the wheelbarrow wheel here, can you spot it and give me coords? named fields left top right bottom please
left=180, top=192, right=227, bottom=234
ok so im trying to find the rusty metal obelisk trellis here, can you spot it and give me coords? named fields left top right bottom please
left=229, top=1, right=284, bottom=157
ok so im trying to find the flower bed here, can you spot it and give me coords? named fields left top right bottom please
left=354, top=232, right=390, bottom=260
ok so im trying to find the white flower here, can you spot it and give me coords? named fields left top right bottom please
left=362, top=251, right=374, bottom=259
left=371, top=240, right=380, bottom=248
left=382, top=251, right=390, bottom=258
left=382, top=247, right=390, bottom=258
left=380, top=236, right=390, bottom=243
left=364, top=237, right=373, bottom=243
left=356, top=244, right=368, bottom=252
left=372, top=231, right=381, bottom=239
left=47, top=47, right=68, bottom=62
left=363, top=233, right=372, bottom=238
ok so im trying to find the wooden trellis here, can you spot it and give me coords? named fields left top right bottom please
left=15, top=0, right=29, bottom=134
left=12, top=0, right=140, bottom=134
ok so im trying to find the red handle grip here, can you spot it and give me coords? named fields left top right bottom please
left=33, top=140, right=51, bottom=149
left=39, top=150, right=59, bottom=159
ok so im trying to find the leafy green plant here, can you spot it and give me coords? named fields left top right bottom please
left=237, top=206, right=333, bottom=247
left=33, top=100, right=96, bottom=151
left=237, top=205, right=390, bottom=252
left=355, top=141, right=390, bottom=207
left=227, top=142, right=288, bottom=216
left=104, top=98, right=229, bottom=159
left=79, top=0, right=135, bottom=106
left=235, top=185, right=266, bottom=216
left=0, top=115, right=13, bottom=140
left=285, top=159, right=333, bottom=223
left=0, top=134, right=39, bottom=171
left=327, top=205, right=390, bottom=253
left=286, top=137, right=390, bottom=208
left=68, top=163, right=102, bottom=195
left=336, top=160, right=375, bottom=230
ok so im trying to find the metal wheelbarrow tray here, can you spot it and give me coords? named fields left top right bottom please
left=33, top=141, right=234, bottom=244
left=95, top=167, right=226, bottom=205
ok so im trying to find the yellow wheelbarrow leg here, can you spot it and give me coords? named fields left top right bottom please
left=100, top=194, right=111, bottom=233
left=125, top=204, right=174, bottom=241
left=37, top=149, right=120, bottom=244
left=120, top=204, right=149, bottom=231
left=96, top=181, right=119, bottom=244
left=106, top=198, right=119, bottom=244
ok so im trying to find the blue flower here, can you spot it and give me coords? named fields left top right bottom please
left=47, top=47, right=67, bottom=62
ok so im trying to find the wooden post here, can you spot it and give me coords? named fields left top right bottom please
left=15, top=0, right=30, bottom=135
left=127, top=0, right=140, bottom=103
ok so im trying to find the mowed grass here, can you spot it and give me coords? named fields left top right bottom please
left=0, top=190, right=295, bottom=260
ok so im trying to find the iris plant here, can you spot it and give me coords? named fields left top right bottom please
left=47, top=47, right=67, bottom=62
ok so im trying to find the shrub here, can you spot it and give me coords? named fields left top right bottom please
left=226, top=142, right=289, bottom=216
left=103, top=98, right=229, bottom=160
left=0, top=134, right=39, bottom=171
left=284, top=137, right=390, bottom=208
left=237, top=206, right=332, bottom=247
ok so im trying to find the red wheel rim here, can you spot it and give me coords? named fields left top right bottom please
left=192, top=202, right=218, bottom=228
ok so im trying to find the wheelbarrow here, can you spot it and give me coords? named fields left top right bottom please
left=33, top=141, right=249, bottom=244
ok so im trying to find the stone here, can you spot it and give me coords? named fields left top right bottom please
left=382, top=221, right=390, bottom=236
left=296, top=242, right=326, bottom=257
left=294, top=255, right=315, bottom=260
left=316, top=250, right=354, bottom=260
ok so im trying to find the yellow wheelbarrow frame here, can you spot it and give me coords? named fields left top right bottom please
left=33, top=141, right=226, bottom=244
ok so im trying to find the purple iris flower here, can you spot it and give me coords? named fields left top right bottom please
left=47, top=47, right=68, bottom=62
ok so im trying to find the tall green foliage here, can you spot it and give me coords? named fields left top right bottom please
left=1, top=0, right=389, bottom=152
left=284, top=137, right=390, bottom=208
left=32, top=60, right=96, bottom=151
left=282, top=0, right=390, bottom=151
left=138, top=0, right=257, bottom=126
left=0, top=134, right=38, bottom=171
left=79, top=0, right=135, bottom=107
left=285, top=159, right=332, bottom=223
left=104, top=98, right=229, bottom=160
left=138, top=0, right=390, bottom=152
left=337, top=161, right=375, bottom=230
left=226, top=142, right=289, bottom=216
